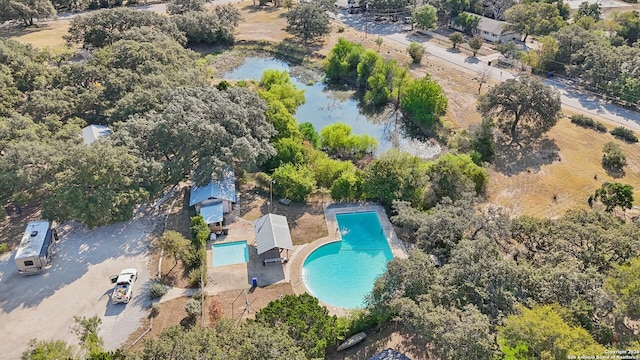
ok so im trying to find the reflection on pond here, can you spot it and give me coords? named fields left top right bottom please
left=223, top=57, right=441, bottom=158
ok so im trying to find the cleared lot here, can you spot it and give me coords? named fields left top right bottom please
left=0, top=210, right=156, bottom=359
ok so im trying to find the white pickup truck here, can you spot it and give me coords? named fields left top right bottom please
left=111, top=268, right=138, bottom=304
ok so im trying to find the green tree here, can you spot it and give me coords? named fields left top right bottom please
left=330, top=168, right=363, bottom=201
left=575, top=1, right=601, bottom=21
left=159, top=230, right=191, bottom=267
left=375, top=36, right=383, bottom=51
left=407, top=42, right=425, bottom=64
left=72, top=316, right=103, bottom=357
left=266, top=137, right=309, bottom=169
left=605, top=256, right=640, bottom=320
left=0, top=0, right=56, bottom=26
left=299, top=122, right=320, bottom=147
left=454, top=12, right=480, bottom=33
left=323, top=38, right=364, bottom=84
left=320, top=122, right=378, bottom=158
left=309, top=153, right=353, bottom=188
left=259, top=69, right=306, bottom=114
left=172, top=8, right=241, bottom=45
left=602, top=141, right=627, bottom=172
left=394, top=300, right=496, bottom=360
left=255, top=293, right=348, bottom=358
left=113, top=86, right=276, bottom=186
left=272, top=163, right=316, bottom=202
left=166, top=0, right=205, bottom=15
left=41, top=143, right=152, bottom=228
left=478, top=76, right=561, bottom=140
left=362, top=149, right=429, bottom=207
left=286, top=2, right=330, bottom=42
left=264, top=100, right=301, bottom=141
left=498, top=305, right=606, bottom=359
left=142, top=322, right=306, bottom=359
left=448, top=31, right=464, bottom=48
left=21, top=339, right=76, bottom=360
left=401, top=75, right=448, bottom=128
left=65, top=8, right=186, bottom=48
left=592, top=182, right=634, bottom=213
left=612, top=10, right=640, bottom=46
left=505, top=3, right=565, bottom=42
left=413, top=4, right=437, bottom=30
left=426, top=153, right=488, bottom=204
left=467, top=34, right=483, bottom=57
left=519, top=35, right=558, bottom=73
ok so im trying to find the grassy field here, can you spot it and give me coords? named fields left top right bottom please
left=0, top=20, right=71, bottom=48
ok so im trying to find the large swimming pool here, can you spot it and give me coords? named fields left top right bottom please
left=302, top=212, right=393, bottom=308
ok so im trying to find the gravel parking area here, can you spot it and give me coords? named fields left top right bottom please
left=0, top=208, right=158, bottom=359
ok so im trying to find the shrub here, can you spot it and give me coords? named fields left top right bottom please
left=570, top=114, right=607, bottom=132
left=254, top=172, right=273, bottom=189
left=150, top=303, right=161, bottom=318
left=185, top=298, right=201, bottom=319
left=0, top=243, right=8, bottom=255
left=208, top=299, right=224, bottom=326
left=189, top=215, right=209, bottom=249
left=149, top=282, right=168, bottom=299
left=407, top=42, right=425, bottom=64
left=610, top=126, right=638, bottom=143
left=602, top=141, right=627, bottom=171
left=187, top=267, right=206, bottom=288
left=337, top=26, right=345, bottom=33
left=272, top=163, right=317, bottom=202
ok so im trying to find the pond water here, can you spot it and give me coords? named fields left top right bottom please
left=223, top=57, right=441, bottom=157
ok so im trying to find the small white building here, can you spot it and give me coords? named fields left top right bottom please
left=81, top=124, right=112, bottom=145
left=253, top=213, right=294, bottom=265
left=451, top=12, right=522, bottom=43
left=189, top=168, right=237, bottom=231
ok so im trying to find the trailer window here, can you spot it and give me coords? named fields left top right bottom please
left=24, top=260, right=34, bottom=266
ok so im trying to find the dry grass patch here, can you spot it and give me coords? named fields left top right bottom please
left=239, top=184, right=328, bottom=245
left=1, top=20, right=71, bottom=48
left=235, top=1, right=289, bottom=43
left=125, top=283, right=294, bottom=352
left=488, top=116, right=640, bottom=218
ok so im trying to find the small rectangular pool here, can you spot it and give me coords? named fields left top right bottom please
left=212, top=240, right=249, bottom=267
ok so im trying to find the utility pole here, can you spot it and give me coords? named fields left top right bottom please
left=269, top=179, right=275, bottom=213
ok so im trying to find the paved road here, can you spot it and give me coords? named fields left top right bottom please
left=0, top=212, right=156, bottom=359
left=338, top=12, right=640, bottom=131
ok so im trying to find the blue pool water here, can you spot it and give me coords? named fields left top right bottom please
left=302, top=212, right=393, bottom=308
left=212, top=240, right=249, bottom=267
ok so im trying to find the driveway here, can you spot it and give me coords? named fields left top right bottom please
left=0, top=209, right=157, bottom=359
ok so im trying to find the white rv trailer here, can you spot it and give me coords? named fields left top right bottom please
left=14, top=220, right=58, bottom=274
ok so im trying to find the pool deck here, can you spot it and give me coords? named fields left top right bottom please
left=289, top=202, right=408, bottom=316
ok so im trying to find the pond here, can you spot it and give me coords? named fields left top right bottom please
left=223, top=57, right=441, bottom=158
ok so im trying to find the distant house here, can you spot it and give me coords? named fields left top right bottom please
left=81, top=124, right=112, bottom=145
left=189, top=168, right=237, bottom=229
left=450, top=12, right=521, bottom=43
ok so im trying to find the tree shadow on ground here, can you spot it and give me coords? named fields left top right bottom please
left=240, top=3, right=280, bottom=13
left=604, top=165, right=626, bottom=179
left=493, top=133, right=560, bottom=176
left=0, top=23, right=51, bottom=38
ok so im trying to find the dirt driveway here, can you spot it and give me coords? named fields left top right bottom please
left=0, top=209, right=157, bottom=359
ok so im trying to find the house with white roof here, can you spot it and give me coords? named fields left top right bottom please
left=81, top=124, right=112, bottom=145
left=189, top=168, right=237, bottom=230
left=451, top=12, right=522, bottom=43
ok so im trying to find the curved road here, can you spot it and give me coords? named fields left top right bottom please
left=337, top=12, right=640, bottom=131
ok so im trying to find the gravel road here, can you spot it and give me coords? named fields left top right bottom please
left=0, top=208, right=157, bottom=359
